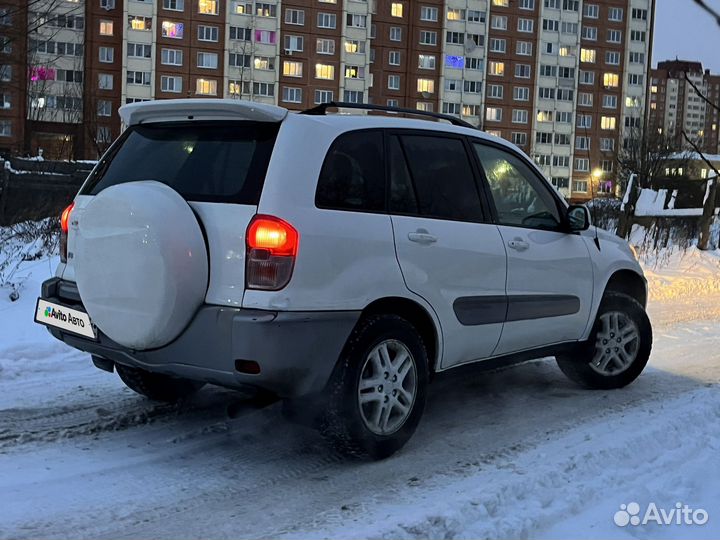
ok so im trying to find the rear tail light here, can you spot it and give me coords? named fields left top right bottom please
left=60, top=202, right=74, bottom=264
left=246, top=215, right=299, bottom=290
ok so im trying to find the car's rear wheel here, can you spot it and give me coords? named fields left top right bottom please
left=116, top=364, right=205, bottom=403
left=557, top=292, right=652, bottom=389
left=319, top=314, right=428, bottom=460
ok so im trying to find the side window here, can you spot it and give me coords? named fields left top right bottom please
left=396, top=134, right=484, bottom=222
left=473, top=143, right=561, bottom=230
left=388, top=135, right=418, bottom=214
left=315, top=130, right=385, bottom=212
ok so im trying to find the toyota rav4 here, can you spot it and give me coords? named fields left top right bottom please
left=36, top=100, right=652, bottom=459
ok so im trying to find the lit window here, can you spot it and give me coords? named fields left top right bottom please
left=600, top=116, right=616, bottom=130
left=391, top=2, right=403, bottom=17
left=161, top=21, right=183, bottom=38
left=580, top=48, right=595, bottom=63
left=198, top=0, right=218, bottom=14
left=129, top=16, right=151, bottom=30
left=99, top=20, right=113, bottom=35
left=488, top=61, right=505, bottom=76
left=283, top=61, right=303, bottom=77
left=417, top=78, right=435, bottom=93
left=195, top=78, right=217, bottom=95
left=492, top=0, right=509, bottom=5
left=315, top=63, right=334, bottom=80
left=603, top=73, right=619, bottom=87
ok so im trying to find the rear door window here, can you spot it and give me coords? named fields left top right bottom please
left=82, top=121, right=279, bottom=204
left=394, top=134, right=484, bottom=223
left=315, top=130, right=385, bottom=212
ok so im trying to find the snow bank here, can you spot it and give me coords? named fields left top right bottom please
left=640, top=246, right=720, bottom=301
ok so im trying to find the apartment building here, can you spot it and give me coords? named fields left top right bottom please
left=0, top=0, right=654, bottom=201
left=649, top=60, right=720, bottom=156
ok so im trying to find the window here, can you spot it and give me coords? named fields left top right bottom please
left=230, top=26, right=251, bottom=40
left=127, top=70, right=151, bottom=85
left=285, top=9, right=304, bottom=25
left=489, top=61, right=504, bottom=76
left=229, top=53, right=250, bottom=68
left=601, top=116, right=616, bottom=130
left=486, top=107, right=502, bottom=121
left=467, top=10, right=485, bottom=22
left=419, top=31, right=436, bottom=45
left=97, top=100, right=112, bottom=117
left=315, top=90, right=333, bottom=104
left=346, top=13, right=367, bottom=28
left=418, top=54, right=435, bottom=69
left=608, top=7, right=623, bottom=21
left=316, top=131, right=385, bottom=212
left=344, top=40, right=365, bottom=54
left=100, top=0, right=115, bottom=9
left=446, top=31, right=464, bottom=44
left=161, top=75, right=182, bottom=92
left=489, top=38, right=506, bottom=53
left=317, top=38, right=335, bottom=55
left=518, top=18, right=533, bottom=32
left=515, top=64, right=531, bottom=78
left=198, top=0, right=218, bottom=14
left=561, top=22, right=577, bottom=34
left=253, top=56, right=274, bottom=70
left=492, top=0, right=509, bottom=5
left=545, top=0, right=560, bottom=8
left=600, top=138, right=615, bottom=151
left=196, top=78, right=217, bottom=95
left=161, top=21, right=183, bottom=38
left=317, top=13, right=336, bottom=28
left=197, top=25, right=218, bottom=41
left=344, top=90, right=363, bottom=103
left=389, top=51, right=400, bottom=65
left=606, top=51, right=620, bottom=65
left=99, top=20, right=113, bottom=35
left=554, top=133, right=570, bottom=145
left=540, top=65, right=556, bottom=77
left=197, top=52, right=218, bottom=69
left=519, top=0, right=535, bottom=9
left=577, top=114, right=592, bottom=128
left=388, top=99, right=399, bottom=107
left=629, top=52, right=645, bottom=64
left=443, top=102, right=461, bottom=115
left=580, top=48, right=596, bottom=63
left=630, top=30, right=646, bottom=42
left=575, top=136, right=590, bottom=150
left=315, top=64, right=334, bottom=80
left=513, top=87, right=529, bottom=101
left=578, top=92, right=593, bottom=106
left=417, top=78, right=435, bottom=93
left=563, top=0, right=579, bottom=10
left=474, top=144, right=560, bottom=230
left=491, top=15, right=507, bottom=30
left=464, top=81, right=482, bottom=93
left=607, top=30, right=621, bottom=43
left=0, top=119, right=10, bottom=136
left=465, top=57, right=483, bottom=71
left=99, top=46, right=114, bottom=63
left=420, top=6, right=438, bottom=21
left=516, top=41, right=532, bottom=55
left=574, top=158, right=589, bottom=172
left=552, top=155, right=569, bottom=167
left=603, top=95, right=617, bottom=108
left=127, top=43, right=151, bottom=58
left=488, top=84, right=503, bottom=99
left=603, top=73, right=619, bottom=87
left=388, top=74, right=400, bottom=90
left=512, top=109, right=528, bottom=124
left=390, top=26, right=402, bottom=41
left=447, top=8, right=465, bottom=21
left=345, top=65, right=364, bottom=79
left=284, top=35, right=303, bottom=52
left=632, top=8, right=648, bottom=20
left=542, top=19, right=559, bottom=31
left=129, top=16, right=151, bottom=30
left=582, top=26, right=597, bottom=40
left=282, top=87, right=302, bottom=103
left=391, top=2, right=403, bottom=17
left=163, top=0, right=184, bottom=10
left=389, top=135, right=483, bottom=222
left=538, top=87, right=554, bottom=99
left=512, top=132, right=528, bottom=146
left=255, top=30, right=276, bottom=44
left=580, top=70, right=594, bottom=84
left=583, top=3, right=598, bottom=17
left=98, top=73, right=113, bottom=90
left=255, top=3, right=276, bottom=17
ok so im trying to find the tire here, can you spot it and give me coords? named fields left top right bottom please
left=319, top=314, right=429, bottom=460
left=557, top=292, right=652, bottom=389
left=115, top=364, right=205, bottom=403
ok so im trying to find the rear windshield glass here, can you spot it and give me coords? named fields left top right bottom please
left=82, top=121, right=279, bottom=204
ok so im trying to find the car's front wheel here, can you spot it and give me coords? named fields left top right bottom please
left=320, top=314, right=428, bottom=460
left=116, top=364, right=205, bottom=402
left=557, top=292, right=652, bottom=389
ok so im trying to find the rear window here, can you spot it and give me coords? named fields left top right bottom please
left=82, top=121, right=279, bottom=204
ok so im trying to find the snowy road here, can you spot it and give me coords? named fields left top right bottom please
left=1, top=265, right=719, bottom=539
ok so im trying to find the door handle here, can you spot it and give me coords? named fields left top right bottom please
left=507, top=238, right=529, bottom=251
left=408, top=231, right=437, bottom=245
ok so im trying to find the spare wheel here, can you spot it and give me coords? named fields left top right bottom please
left=74, top=180, right=209, bottom=350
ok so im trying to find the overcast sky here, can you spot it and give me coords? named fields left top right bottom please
left=653, top=0, right=720, bottom=72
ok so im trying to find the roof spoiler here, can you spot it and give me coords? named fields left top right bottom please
left=119, top=99, right=288, bottom=126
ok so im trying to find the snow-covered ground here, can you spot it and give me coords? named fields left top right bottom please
left=1, top=247, right=719, bottom=539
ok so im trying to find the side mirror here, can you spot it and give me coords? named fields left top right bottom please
left=567, top=204, right=591, bottom=232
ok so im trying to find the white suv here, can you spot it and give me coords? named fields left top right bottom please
left=36, top=100, right=652, bottom=459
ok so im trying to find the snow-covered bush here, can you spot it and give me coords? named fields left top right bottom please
left=0, top=219, right=59, bottom=301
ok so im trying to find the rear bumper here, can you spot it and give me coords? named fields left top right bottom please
left=41, top=278, right=360, bottom=397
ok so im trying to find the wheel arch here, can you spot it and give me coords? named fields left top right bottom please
left=359, top=296, right=442, bottom=373
left=603, top=269, right=648, bottom=308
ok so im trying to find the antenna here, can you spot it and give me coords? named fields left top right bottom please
left=583, top=124, right=601, bottom=250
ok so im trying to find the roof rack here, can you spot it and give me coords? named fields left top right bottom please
left=300, top=101, right=478, bottom=130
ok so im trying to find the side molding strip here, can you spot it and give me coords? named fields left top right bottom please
left=453, top=295, right=580, bottom=326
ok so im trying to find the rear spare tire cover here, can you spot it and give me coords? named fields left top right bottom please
left=74, top=181, right=208, bottom=350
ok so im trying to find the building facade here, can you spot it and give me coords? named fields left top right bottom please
left=649, top=60, right=720, bottom=156
left=0, top=0, right=654, bottom=201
